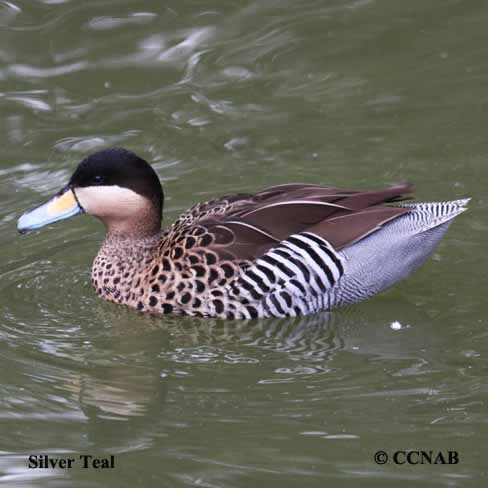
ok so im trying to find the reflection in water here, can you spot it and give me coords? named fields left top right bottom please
left=162, top=312, right=343, bottom=362
left=66, top=313, right=341, bottom=451
left=0, top=303, right=358, bottom=445
left=75, top=365, right=168, bottom=450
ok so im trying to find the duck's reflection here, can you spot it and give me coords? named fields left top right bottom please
left=164, top=310, right=344, bottom=361
left=66, top=298, right=439, bottom=449
left=62, top=308, right=343, bottom=448
left=77, top=368, right=168, bottom=447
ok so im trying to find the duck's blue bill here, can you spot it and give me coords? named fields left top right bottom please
left=17, top=187, right=83, bottom=232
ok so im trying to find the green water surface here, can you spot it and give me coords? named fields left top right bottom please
left=1, top=1, right=487, bottom=487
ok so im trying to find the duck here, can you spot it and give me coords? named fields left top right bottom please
left=17, top=147, right=469, bottom=319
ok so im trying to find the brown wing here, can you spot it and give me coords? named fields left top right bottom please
left=171, top=182, right=413, bottom=262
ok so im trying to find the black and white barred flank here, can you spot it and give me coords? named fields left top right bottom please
left=233, top=232, right=346, bottom=318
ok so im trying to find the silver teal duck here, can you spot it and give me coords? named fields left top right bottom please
left=17, top=148, right=469, bottom=319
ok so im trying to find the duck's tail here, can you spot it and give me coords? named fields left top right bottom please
left=334, top=197, right=470, bottom=307
left=398, top=198, right=470, bottom=234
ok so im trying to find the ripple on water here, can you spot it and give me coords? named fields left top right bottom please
left=86, top=12, right=157, bottom=32
left=0, top=245, right=169, bottom=455
left=53, top=130, right=141, bottom=153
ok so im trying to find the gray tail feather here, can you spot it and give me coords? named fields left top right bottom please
left=398, top=198, right=470, bottom=234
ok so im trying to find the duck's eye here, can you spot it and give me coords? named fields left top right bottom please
left=92, top=175, right=105, bottom=185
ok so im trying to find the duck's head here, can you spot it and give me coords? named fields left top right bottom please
left=17, top=147, right=164, bottom=237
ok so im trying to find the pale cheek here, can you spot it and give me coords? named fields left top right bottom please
left=75, top=186, right=148, bottom=218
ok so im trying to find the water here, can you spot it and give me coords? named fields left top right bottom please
left=1, top=0, right=487, bottom=486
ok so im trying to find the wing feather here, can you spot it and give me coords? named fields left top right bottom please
left=180, top=182, right=414, bottom=260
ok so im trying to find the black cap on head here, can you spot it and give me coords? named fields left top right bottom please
left=69, top=147, right=164, bottom=207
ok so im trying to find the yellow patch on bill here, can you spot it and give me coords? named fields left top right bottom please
left=47, top=190, right=77, bottom=216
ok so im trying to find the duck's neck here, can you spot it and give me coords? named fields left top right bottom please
left=91, top=232, right=161, bottom=306
left=102, top=209, right=162, bottom=239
